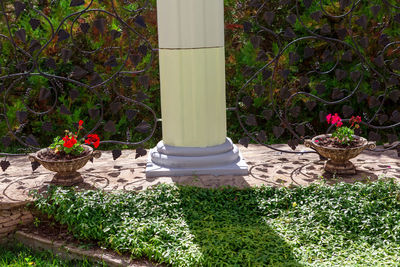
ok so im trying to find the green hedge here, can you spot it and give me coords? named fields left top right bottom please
left=1, top=0, right=399, bottom=152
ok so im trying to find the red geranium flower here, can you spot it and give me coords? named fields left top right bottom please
left=350, top=116, right=362, bottom=127
left=85, top=134, right=100, bottom=148
left=62, top=135, right=77, bottom=148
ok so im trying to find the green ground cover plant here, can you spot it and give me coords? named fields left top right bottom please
left=0, top=242, right=99, bottom=267
left=33, top=179, right=400, bottom=266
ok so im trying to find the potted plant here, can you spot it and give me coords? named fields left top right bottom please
left=304, top=114, right=376, bottom=174
left=29, top=120, right=101, bottom=186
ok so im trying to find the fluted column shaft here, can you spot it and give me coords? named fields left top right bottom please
left=157, top=0, right=226, bottom=147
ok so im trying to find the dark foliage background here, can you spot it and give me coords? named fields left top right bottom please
left=0, top=0, right=399, bottom=154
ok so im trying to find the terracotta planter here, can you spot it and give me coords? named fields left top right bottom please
left=29, top=145, right=101, bottom=186
left=304, top=134, right=376, bottom=175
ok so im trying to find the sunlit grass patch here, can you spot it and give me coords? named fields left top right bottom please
left=0, top=242, right=99, bottom=267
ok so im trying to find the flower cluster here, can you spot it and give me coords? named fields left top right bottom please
left=49, top=120, right=100, bottom=155
left=325, top=114, right=362, bottom=145
left=350, top=115, right=362, bottom=127
left=85, top=134, right=100, bottom=148
left=326, top=113, right=343, bottom=127
left=62, top=135, right=77, bottom=148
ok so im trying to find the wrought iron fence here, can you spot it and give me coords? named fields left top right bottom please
left=1, top=0, right=399, bottom=173
left=0, top=0, right=157, bottom=170
left=235, top=0, right=400, bottom=155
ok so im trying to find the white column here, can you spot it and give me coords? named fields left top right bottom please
left=146, top=0, right=248, bottom=177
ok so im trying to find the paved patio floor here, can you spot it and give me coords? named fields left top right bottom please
left=1, top=144, right=399, bottom=206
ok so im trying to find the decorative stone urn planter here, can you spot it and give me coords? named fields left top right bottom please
left=29, top=145, right=101, bottom=186
left=304, top=134, right=376, bottom=175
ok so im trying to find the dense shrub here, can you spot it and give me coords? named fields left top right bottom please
left=228, top=0, right=400, bottom=149
left=1, top=0, right=399, bottom=152
left=0, top=0, right=160, bottom=153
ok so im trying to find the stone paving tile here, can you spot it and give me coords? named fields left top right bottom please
left=1, top=144, right=399, bottom=205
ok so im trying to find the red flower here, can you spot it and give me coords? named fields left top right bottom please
left=79, top=120, right=84, bottom=126
left=225, top=23, right=243, bottom=30
left=350, top=116, right=362, bottom=127
left=85, top=134, right=100, bottom=148
left=336, top=121, right=343, bottom=127
left=62, top=135, right=77, bottom=148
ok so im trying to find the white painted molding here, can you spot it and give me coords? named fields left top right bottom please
left=146, top=138, right=249, bottom=177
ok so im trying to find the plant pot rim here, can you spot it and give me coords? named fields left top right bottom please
left=310, top=134, right=368, bottom=151
left=32, top=144, right=94, bottom=164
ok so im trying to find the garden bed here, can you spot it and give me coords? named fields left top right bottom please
left=31, top=180, right=400, bottom=266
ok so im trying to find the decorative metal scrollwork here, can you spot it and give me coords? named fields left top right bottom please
left=0, top=0, right=157, bottom=170
left=236, top=0, right=400, bottom=154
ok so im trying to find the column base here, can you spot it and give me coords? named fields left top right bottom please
left=146, top=138, right=248, bottom=177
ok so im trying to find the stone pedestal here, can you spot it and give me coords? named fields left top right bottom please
left=146, top=138, right=248, bottom=177
left=146, top=0, right=248, bottom=177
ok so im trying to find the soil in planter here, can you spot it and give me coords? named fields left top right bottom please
left=316, top=136, right=364, bottom=149
left=38, top=148, right=90, bottom=161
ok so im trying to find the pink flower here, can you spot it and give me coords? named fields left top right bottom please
left=331, top=113, right=341, bottom=125
left=315, top=139, right=319, bottom=143
left=326, top=114, right=332, bottom=124
left=327, top=113, right=342, bottom=125
left=336, top=121, right=343, bottom=127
